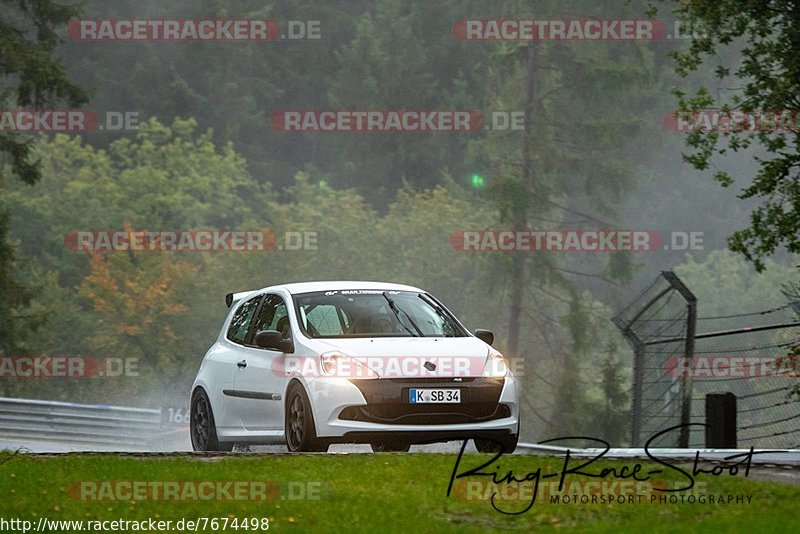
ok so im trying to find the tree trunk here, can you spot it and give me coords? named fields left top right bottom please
left=506, top=42, right=539, bottom=357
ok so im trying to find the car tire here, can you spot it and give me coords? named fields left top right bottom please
left=285, top=384, right=325, bottom=452
left=370, top=440, right=411, bottom=452
left=474, top=434, right=518, bottom=454
left=190, top=389, right=233, bottom=452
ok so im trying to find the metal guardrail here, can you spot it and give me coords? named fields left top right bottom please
left=516, top=442, right=800, bottom=465
left=0, top=402, right=797, bottom=460
left=517, top=442, right=572, bottom=454
left=0, top=397, right=181, bottom=450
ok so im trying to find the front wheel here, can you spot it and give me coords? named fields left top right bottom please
left=190, top=389, right=233, bottom=452
left=285, top=385, right=325, bottom=452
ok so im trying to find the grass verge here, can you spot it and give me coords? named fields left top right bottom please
left=0, top=450, right=798, bottom=532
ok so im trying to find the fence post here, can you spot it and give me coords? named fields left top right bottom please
left=630, top=342, right=644, bottom=447
left=662, top=271, right=697, bottom=448
left=679, top=298, right=697, bottom=447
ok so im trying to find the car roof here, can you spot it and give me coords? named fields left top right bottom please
left=226, top=281, right=426, bottom=308
left=263, top=280, right=424, bottom=295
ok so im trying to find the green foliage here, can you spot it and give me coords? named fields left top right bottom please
left=674, top=250, right=799, bottom=316
left=0, top=212, right=49, bottom=356
left=668, top=0, right=800, bottom=270
left=458, top=0, right=660, bottom=437
left=0, top=0, right=89, bottom=362
left=0, top=119, right=630, bottom=438
left=1, top=118, right=276, bottom=403
left=0, top=0, right=89, bottom=184
left=8, top=0, right=781, bottom=440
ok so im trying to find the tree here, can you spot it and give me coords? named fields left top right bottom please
left=79, top=250, right=197, bottom=402
left=674, top=249, right=798, bottom=315
left=0, top=0, right=89, bottom=183
left=0, top=212, right=48, bottom=356
left=323, top=1, right=494, bottom=204
left=0, top=0, right=89, bottom=356
left=463, top=0, right=658, bottom=438
left=667, top=0, right=800, bottom=271
left=1, top=118, right=275, bottom=401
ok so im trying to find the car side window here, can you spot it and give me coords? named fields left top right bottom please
left=251, top=295, right=291, bottom=340
left=226, top=295, right=262, bottom=345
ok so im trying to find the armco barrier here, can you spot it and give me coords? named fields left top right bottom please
left=0, top=397, right=186, bottom=451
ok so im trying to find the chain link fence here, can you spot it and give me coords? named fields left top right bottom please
left=613, top=271, right=696, bottom=447
left=615, top=271, right=800, bottom=448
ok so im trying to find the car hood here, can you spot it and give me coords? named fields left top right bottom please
left=307, top=336, right=493, bottom=378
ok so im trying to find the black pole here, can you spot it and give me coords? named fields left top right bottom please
left=705, top=393, right=737, bottom=448
left=630, top=342, right=645, bottom=447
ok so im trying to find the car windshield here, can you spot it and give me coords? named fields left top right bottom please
left=294, top=290, right=467, bottom=338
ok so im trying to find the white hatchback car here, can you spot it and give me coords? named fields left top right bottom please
left=190, top=281, right=519, bottom=452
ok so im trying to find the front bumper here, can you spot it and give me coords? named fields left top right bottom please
left=305, top=374, right=519, bottom=441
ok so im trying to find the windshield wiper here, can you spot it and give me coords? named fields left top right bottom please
left=418, top=293, right=460, bottom=337
left=383, top=292, right=423, bottom=336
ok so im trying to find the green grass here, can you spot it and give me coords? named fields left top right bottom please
left=0, top=450, right=798, bottom=533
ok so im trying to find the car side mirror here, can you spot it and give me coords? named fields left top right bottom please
left=474, top=329, right=494, bottom=346
left=254, top=330, right=294, bottom=353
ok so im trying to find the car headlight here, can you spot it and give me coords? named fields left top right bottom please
left=482, top=349, right=508, bottom=377
left=319, top=351, right=379, bottom=379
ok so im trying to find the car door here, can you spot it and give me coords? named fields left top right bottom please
left=233, top=294, right=290, bottom=430
left=212, top=293, right=263, bottom=431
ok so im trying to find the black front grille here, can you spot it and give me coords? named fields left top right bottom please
left=339, top=377, right=508, bottom=425
left=340, top=403, right=511, bottom=425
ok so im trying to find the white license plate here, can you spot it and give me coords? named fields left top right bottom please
left=409, top=388, right=461, bottom=404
